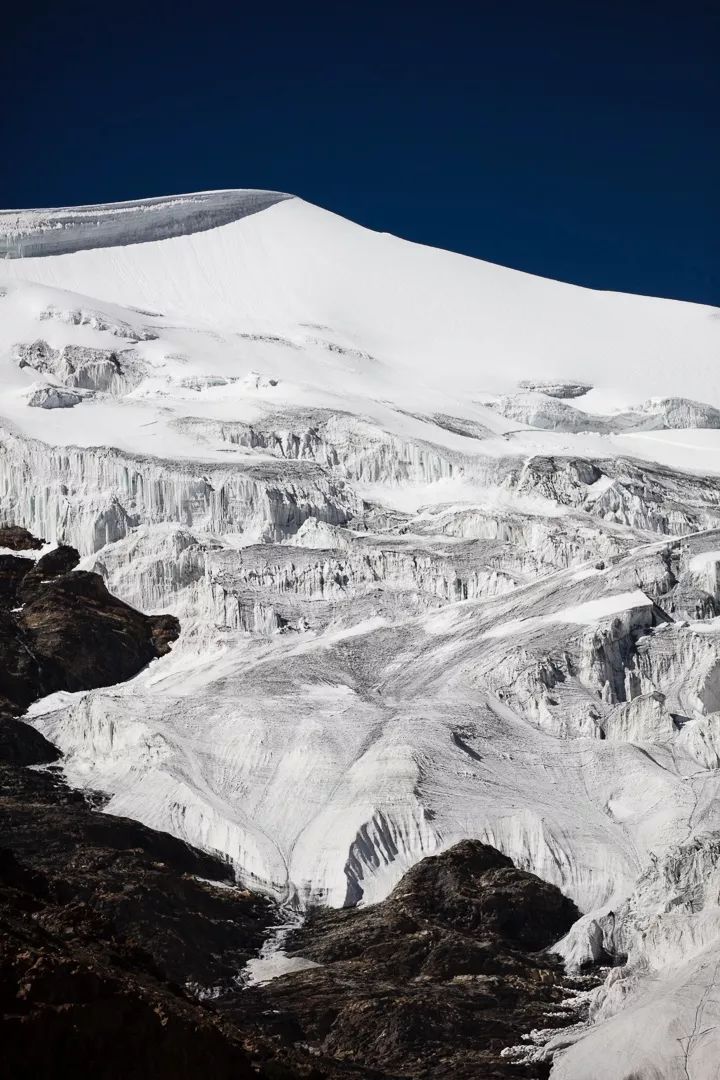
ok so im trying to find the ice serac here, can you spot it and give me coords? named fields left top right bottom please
left=548, top=834, right=720, bottom=1078
left=1, top=189, right=720, bottom=1076
left=0, top=189, right=292, bottom=257
left=0, top=425, right=357, bottom=552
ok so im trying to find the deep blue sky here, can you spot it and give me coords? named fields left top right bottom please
left=3, top=1, right=718, bottom=304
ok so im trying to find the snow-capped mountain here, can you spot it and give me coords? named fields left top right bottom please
left=2, top=189, right=720, bottom=1077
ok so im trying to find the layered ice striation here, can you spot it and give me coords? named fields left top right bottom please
left=2, top=188, right=720, bottom=1077
left=15, top=340, right=144, bottom=395
left=0, top=189, right=292, bottom=257
left=0, top=425, right=357, bottom=552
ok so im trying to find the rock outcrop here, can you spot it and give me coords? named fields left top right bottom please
left=0, top=766, right=272, bottom=1080
left=0, top=536, right=179, bottom=731
left=249, top=841, right=584, bottom=1079
left=0, top=531, right=272, bottom=1079
left=0, top=526, right=43, bottom=552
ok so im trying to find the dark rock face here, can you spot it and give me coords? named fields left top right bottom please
left=0, top=530, right=267, bottom=1079
left=386, top=841, right=578, bottom=952
left=0, top=526, right=44, bottom=551
left=249, top=841, right=583, bottom=1079
left=0, top=764, right=272, bottom=991
left=31, top=542, right=81, bottom=577
left=0, top=767, right=271, bottom=1080
left=0, top=537, right=179, bottom=722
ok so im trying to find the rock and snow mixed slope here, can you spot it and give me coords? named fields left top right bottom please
left=2, top=189, right=720, bottom=1076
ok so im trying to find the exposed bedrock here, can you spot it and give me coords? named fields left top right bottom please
left=0, top=529, right=179, bottom=764
left=248, top=841, right=584, bottom=1079
left=0, top=526, right=43, bottom=551
left=0, top=539, right=600, bottom=1079
left=0, top=534, right=286, bottom=1080
left=0, top=767, right=274, bottom=1080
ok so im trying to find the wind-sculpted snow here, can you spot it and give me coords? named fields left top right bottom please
left=2, top=189, right=720, bottom=1076
left=0, top=190, right=292, bottom=257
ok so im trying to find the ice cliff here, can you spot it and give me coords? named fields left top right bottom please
left=2, top=189, right=720, bottom=1077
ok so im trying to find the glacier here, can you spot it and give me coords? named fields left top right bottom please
left=3, top=188, right=720, bottom=1076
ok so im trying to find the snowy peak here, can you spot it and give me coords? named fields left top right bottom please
left=0, top=189, right=292, bottom=257
left=2, top=185, right=720, bottom=1075
left=1, top=190, right=718, bottom=411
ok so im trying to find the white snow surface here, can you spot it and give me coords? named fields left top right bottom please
left=3, top=189, right=720, bottom=1076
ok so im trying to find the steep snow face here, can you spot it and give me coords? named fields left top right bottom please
left=3, top=189, right=720, bottom=1076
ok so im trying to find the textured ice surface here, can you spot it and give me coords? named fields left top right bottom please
left=2, top=189, right=720, bottom=1076
left=0, top=190, right=291, bottom=257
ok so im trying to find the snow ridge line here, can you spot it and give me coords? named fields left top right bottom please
left=0, top=190, right=293, bottom=258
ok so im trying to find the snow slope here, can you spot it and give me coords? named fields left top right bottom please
left=3, top=189, right=720, bottom=1077
left=1, top=189, right=719, bottom=412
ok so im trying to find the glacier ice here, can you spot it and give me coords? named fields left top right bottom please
left=2, top=189, right=720, bottom=1075
left=0, top=190, right=292, bottom=257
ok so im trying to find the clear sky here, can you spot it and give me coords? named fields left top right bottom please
left=3, top=0, right=718, bottom=305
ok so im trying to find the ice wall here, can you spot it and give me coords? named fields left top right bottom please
left=0, top=190, right=292, bottom=257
